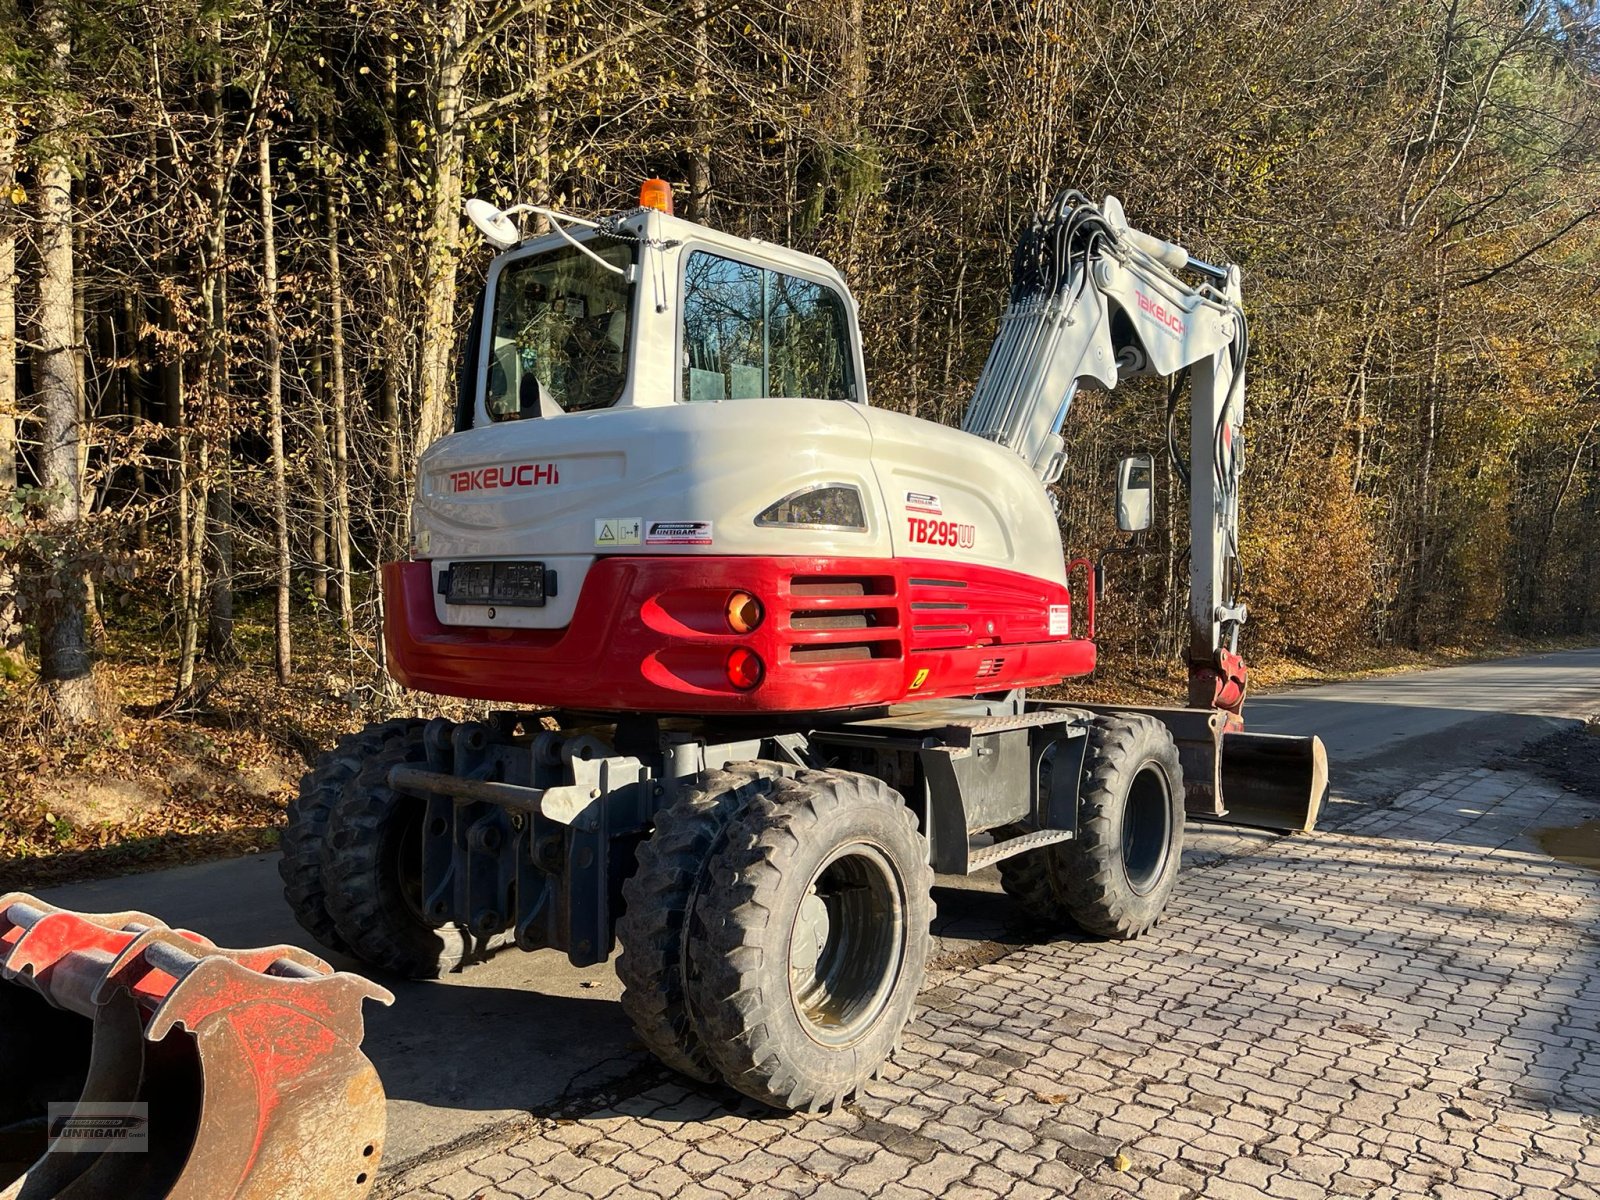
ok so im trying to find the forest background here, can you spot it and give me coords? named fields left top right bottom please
left=1, top=0, right=1597, bottom=877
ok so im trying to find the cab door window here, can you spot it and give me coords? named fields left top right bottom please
left=484, top=238, right=634, bottom=421
left=681, top=250, right=854, bottom=402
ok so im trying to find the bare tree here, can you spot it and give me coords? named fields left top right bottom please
left=325, top=148, right=354, bottom=635
left=30, top=0, right=102, bottom=724
left=260, top=119, right=291, bottom=683
left=0, top=1, right=21, bottom=667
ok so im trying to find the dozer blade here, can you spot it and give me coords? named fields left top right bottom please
left=1218, top=731, right=1328, bottom=833
left=0, top=893, right=394, bottom=1200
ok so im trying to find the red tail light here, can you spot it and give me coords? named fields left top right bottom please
left=725, top=647, right=764, bottom=690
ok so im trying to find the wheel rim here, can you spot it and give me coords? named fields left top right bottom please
left=1122, top=762, right=1173, bottom=896
left=787, top=842, right=906, bottom=1047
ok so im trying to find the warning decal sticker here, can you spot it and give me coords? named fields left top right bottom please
left=644, top=520, right=714, bottom=546
left=1049, top=605, right=1072, bottom=636
left=595, top=518, right=642, bottom=547
left=905, top=491, right=942, bottom=515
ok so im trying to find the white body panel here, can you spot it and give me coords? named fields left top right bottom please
left=417, top=203, right=1065, bottom=631
left=857, top=407, right=1063, bottom=581
left=413, top=399, right=1064, bottom=629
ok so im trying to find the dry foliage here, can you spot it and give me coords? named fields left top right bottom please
left=1243, top=455, right=1377, bottom=662
left=0, top=0, right=1596, bottom=868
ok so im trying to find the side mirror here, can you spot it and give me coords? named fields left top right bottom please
left=1116, top=453, right=1155, bottom=533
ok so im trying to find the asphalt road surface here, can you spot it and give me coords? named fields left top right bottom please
left=1245, top=644, right=1600, bottom=804
left=31, top=644, right=1600, bottom=1177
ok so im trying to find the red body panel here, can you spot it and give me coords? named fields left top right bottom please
left=384, top=556, right=1096, bottom=714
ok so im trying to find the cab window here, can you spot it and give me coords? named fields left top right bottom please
left=484, top=239, right=634, bottom=421
left=681, top=250, right=854, bottom=402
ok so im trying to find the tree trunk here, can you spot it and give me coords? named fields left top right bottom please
left=325, top=161, right=355, bottom=635
left=202, top=18, right=234, bottom=663
left=32, top=0, right=102, bottom=724
left=687, top=0, right=712, bottom=221
left=1408, top=253, right=1448, bottom=647
left=120, top=292, right=150, bottom=550
left=838, top=0, right=867, bottom=270
left=261, top=125, right=291, bottom=683
left=416, top=12, right=468, bottom=448
left=163, top=291, right=202, bottom=693
left=308, top=336, right=330, bottom=606
left=379, top=52, right=406, bottom=564
left=204, top=408, right=234, bottom=660
left=0, top=70, right=20, bottom=663
left=73, top=217, right=105, bottom=650
left=176, top=421, right=209, bottom=693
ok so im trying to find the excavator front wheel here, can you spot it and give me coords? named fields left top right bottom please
left=686, top=769, right=932, bottom=1112
left=998, top=712, right=1184, bottom=939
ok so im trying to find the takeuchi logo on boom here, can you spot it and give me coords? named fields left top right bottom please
left=1136, top=291, right=1185, bottom=337
left=449, top=463, right=560, bottom=493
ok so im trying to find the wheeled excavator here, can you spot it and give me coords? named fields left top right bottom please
left=0, top=184, right=1329, bottom=1190
left=282, top=182, right=1326, bottom=1112
left=274, top=182, right=1325, bottom=1113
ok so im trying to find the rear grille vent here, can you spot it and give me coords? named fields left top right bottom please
left=791, top=575, right=893, bottom=598
left=791, top=610, right=875, bottom=631
left=977, top=657, right=1007, bottom=679
left=791, top=643, right=884, bottom=663
left=906, top=575, right=981, bottom=651
left=783, top=573, right=901, bottom=668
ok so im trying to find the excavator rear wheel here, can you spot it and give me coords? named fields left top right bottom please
left=321, top=723, right=499, bottom=978
left=998, top=713, right=1184, bottom=939
left=281, top=718, right=428, bottom=954
left=686, top=769, right=932, bottom=1111
left=615, top=763, right=787, bottom=1083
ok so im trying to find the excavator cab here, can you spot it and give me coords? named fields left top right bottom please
left=455, top=191, right=867, bottom=436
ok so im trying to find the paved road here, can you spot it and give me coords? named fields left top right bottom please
left=30, top=645, right=1600, bottom=1179
left=1246, top=645, right=1600, bottom=803
left=387, top=757, right=1600, bottom=1200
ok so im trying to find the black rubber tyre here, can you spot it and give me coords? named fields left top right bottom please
left=687, top=769, right=933, bottom=1111
left=998, top=713, right=1183, bottom=939
left=281, top=718, right=427, bottom=954
left=993, top=738, right=1073, bottom=926
left=992, top=822, right=1071, bottom=926
left=321, top=724, right=489, bottom=978
left=615, top=764, right=786, bottom=1083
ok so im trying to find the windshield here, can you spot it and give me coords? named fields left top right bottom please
left=484, top=238, right=634, bottom=420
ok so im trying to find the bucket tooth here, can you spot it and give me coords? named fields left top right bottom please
left=0, top=893, right=394, bottom=1200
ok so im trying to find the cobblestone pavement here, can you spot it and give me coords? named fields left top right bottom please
left=382, top=767, right=1600, bottom=1200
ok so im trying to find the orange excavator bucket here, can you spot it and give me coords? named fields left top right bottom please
left=0, top=893, right=393, bottom=1200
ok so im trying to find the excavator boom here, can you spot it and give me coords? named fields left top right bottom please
left=963, top=191, right=1326, bottom=829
